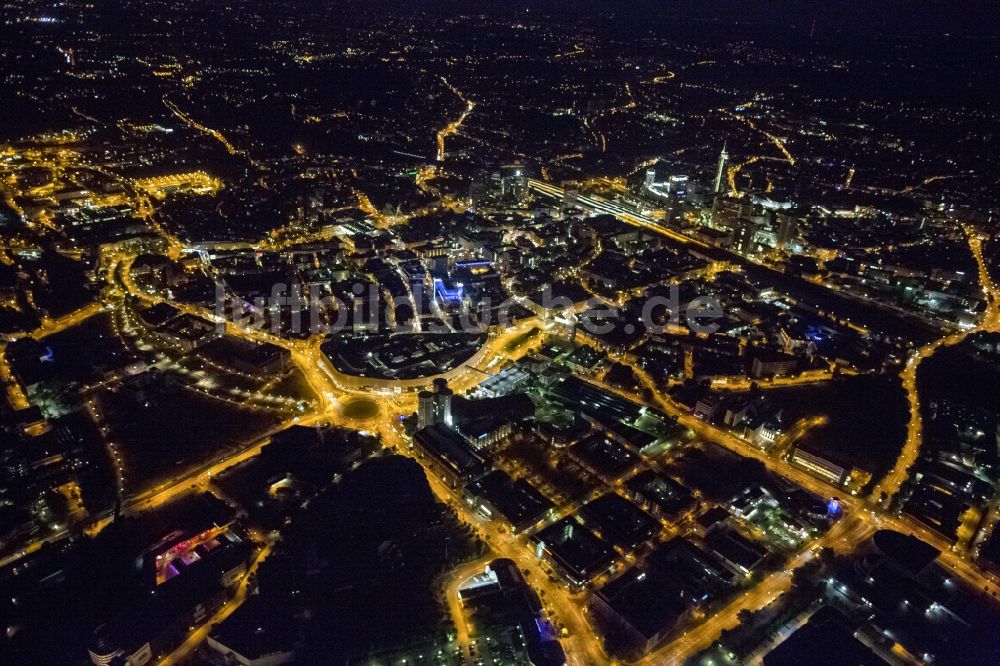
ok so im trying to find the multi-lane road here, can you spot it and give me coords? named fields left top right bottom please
left=5, top=161, right=1000, bottom=666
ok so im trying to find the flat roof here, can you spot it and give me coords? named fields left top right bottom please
left=534, top=517, right=614, bottom=583
left=211, top=596, right=297, bottom=660
left=627, top=470, right=695, bottom=517
left=708, top=529, right=768, bottom=572
left=871, top=530, right=939, bottom=575
left=579, top=493, right=658, bottom=549
left=695, top=506, right=730, bottom=529
left=469, top=470, right=554, bottom=528
left=413, top=424, right=487, bottom=478
left=763, top=606, right=879, bottom=666
left=570, top=433, right=638, bottom=478
left=550, top=375, right=644, bottom=424
left=647, top=537, right=734, bottom=603
left=595, top=567, right=687, bottom=642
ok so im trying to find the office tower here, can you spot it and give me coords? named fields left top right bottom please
left=563, top=188, right=579, bottom=210
left=499, top=164, right=528, bottom=202
left=432, top=377, right=453, bottom=426
left=776, top=213, right=797, bottom=250
left=733, top=217, right=760, bottom=255
left=418, top=379, right=454, bottom=429
left=469, top=177, right=488, bottom=209
left=417, top=390, right=436, bottom=430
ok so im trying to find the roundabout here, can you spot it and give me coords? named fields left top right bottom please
left=339, top=396, right=381, bottom=421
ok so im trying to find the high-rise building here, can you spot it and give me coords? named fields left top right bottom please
left=644, top=169, right=657, bottom=189
left=469, top=177, right=488, bottom=209
left=432, top=377, right=453, bottom=426
left=776, top=213, right=797, bottom=250
left=733, top=217, right=760, bottom=255
left=563, top=188, right=579, bottom=210
left=418, top=378, right=454, bottom=429
left=712, top=143, right=729, bottom=195
left=666, top=175, right=689, bottom=199
left=499, top=164, right=528, bottom=202
left=417, top=390, right=436, bottom=430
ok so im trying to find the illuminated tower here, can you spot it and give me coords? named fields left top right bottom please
left=733, top=217, right=760, bottom=255
left=712, top=143, right=729, bottom=195
left=432, top=377, right=453, bottom=426
left=418, top=378, right=453, bottom=429
left=417, top=391, right=435, bottom=429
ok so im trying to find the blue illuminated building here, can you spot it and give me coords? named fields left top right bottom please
left=434, top=278, right=464, bottom=303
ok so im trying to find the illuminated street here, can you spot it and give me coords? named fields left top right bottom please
left=2, top=5, right=1000, bottom=666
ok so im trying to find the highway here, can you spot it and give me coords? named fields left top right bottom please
left=582, top=82, right=638, bottom=153
left=554, top=43, right=586, bottom=59
left=0, top=341, right=30, bottom=409
left=86, top=416, right=301, bottom=534
left=529, top=178, right=698, bottom=250
left=0, top=413, right=298, bottom=573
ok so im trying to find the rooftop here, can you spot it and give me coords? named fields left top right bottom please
left=534, top=517, right=615, bottom=584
